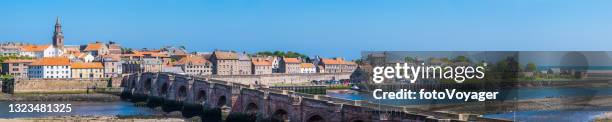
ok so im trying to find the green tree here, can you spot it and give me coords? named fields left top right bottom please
left=526, top=63, right=537, bottom=72
left=452, top=56, right=471, bottom=63
left=404, top=56, right=416, bottom=63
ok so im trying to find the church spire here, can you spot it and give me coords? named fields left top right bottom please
left=55, top=16, right=61, bottom=26
left=53, top=16, right=64, bottom=49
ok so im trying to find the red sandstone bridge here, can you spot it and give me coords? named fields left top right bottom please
left=121, top=72, right=509, bottom=122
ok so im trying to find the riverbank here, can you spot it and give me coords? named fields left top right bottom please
left=0, top=93, right=120, bottom=102
left=0, top=116, right=186, bottom=122
left=421, top=95, right=612, bottom=115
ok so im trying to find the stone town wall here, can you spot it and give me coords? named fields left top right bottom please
left=14, top=78, right=121, bottom=93
left=209, top=73, right=351, bottom=85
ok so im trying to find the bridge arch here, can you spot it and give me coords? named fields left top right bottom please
left=306, top=115, right=325, bottom=122
left=272, top=109, right=289, bottom=122
left=130, top=79, right=136, bottom=94
left=196, top=90, right=207, bottom=103
left=144, top=78, right=152, bottom=94
left=217, top=95, right=227, bottom=108
left=177, top=85, right=187, bottom=101
left=245, top=103, right=258, bottom=115
left=160, top=83, right=169, bottom=96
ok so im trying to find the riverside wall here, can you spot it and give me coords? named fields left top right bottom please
left=13, top=78, right=121, bottom=93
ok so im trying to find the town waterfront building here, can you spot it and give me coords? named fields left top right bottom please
left=1, top=59, right=34, bottom=79
left=28, top=57, right=71, bottom=79
left=251, top=57, right=273, bottom=75
left=300, top=63, right=316, bottom=73
left=210, top=51, right=240, bottom=75
left=20, top=45, right=63, bottom=58
left=319, top=57, right=358, bottom=73
left=280, top=57, right=301, bottom=74
left=98, top=55, right=123, bottom=78
left=71, top=62, right=104, bottom=79
left=237, top=52, right=252, bottom=75
left=174, top=55, right=212, bottom=75
left=83, top=42, right=109, bottom=57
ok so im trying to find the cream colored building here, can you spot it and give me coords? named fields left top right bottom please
left=71, top=62, right=104, bottom=79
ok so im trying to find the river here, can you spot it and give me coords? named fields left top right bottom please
left=327, top=87, right=612, bottom=121
left=0, top=101, right=162, bottom=118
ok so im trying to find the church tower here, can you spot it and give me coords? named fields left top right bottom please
left=52, top=16, right=64, bottom=49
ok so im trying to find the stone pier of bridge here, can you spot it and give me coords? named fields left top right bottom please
left=121, top=72, right=508, bottom=122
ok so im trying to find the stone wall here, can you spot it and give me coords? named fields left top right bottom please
left=14, top=78, right=122, bottom=93
left=208, top=73, right=351, bottom=85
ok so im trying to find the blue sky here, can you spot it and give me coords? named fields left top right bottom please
left=1, top=0, right=612, bottom=59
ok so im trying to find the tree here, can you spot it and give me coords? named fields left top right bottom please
left=404, top=56, right=416, bottom=63
left=452, top=56, right=470, bottom=63
left=526, top=63, right=537, bottom=72
left=255, top=51, right=308, bottom=59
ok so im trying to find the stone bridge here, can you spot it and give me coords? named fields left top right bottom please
left=121, top=72, right=508, bottom=122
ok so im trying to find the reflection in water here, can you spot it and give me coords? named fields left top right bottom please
left=483, top=109, right=609, bottom=122
left=0, top=101, right=161, bottom=118
left=326, top=87, right=612, bottom=122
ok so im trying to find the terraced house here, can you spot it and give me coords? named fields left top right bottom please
left=210, top=51, right=239, bottom=75
left=28, top=57, right=71, bottom=79
left=1, top=59, right=34, bottom=79
left=280, top=57, right=301, bottom=74
left=251, top=57, right=273, bottom=75
left=174, top=55, right=212, bottom=75
left=71, top=62, right=104, bottom=79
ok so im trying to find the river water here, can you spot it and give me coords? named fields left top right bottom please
left=0, top=87, right=610, bottom=121
left=328, top=87, right=612, bottom=121
left=0, top=101, right=162, bottom=118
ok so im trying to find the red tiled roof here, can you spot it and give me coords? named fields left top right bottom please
left=300, top=63, right=315, bottom=68
left=213, top=51, right=238, bottom=60
left=30, top=57, right=71, bottom=66
left=71, top=62, right=104, bottom=69
left=252, top=58, right=272, bottom=66
left=176, top=55, right=209, bottom=65
left=21, top=45, right=50, bottom=52
left=84, top=43, right=105, bottom=51
left=283, top=57, right=301, bottom=63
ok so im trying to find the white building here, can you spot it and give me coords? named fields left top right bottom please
left=300, top=63, right=316, bottom=73
left=28, top=57, right=71, bottom=79
left=20, top=45, right=63, bottom=58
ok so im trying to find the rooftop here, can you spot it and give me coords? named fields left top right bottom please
left=30, top=57, right=71, bottom=66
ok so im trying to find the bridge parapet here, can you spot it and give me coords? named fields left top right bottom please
left=121, top=72, right=511, bottom=122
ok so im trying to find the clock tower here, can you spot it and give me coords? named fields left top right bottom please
left=52, top=16, right=64, bottom=49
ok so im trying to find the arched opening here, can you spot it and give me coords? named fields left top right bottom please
left=131, top=80, right=136, bottom=89
left=144, top=78, right=152, bottom=94
left=307, top=115, right=324, bottom=122
left=160, top=83, right=168, bottom=96
left=353, top=120, right=364, bottom=122
left=217, top=96, right=227, bottom=108
left=272, top=109, right=289, bottom=122
left=245, top=103, right=258, bottom=115
left=177, top=86, right=187, bottom=101
left=196, top=90, right=207, bottom=103
left=130, top=80, right=136, bottom=94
